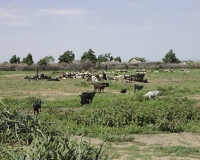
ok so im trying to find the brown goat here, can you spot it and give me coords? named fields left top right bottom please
left=93, top=83, right=107, bottom=93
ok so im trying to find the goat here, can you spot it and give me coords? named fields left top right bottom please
left=32, top=101, right=42, bottom=115
left=120, top=89, right=127, bottom=93
left=144, top=90, right=160, bottom=100
left=133, top=84, right=144, bottom=93
left=93, top=83, right=106, bottom=93
left=79, top=92, right=96, bottom=105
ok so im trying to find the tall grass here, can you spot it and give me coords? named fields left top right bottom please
left=0, top=103, right=112, bottom=160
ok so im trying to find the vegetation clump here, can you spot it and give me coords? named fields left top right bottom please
left=0, top=104, right=111, bottom=160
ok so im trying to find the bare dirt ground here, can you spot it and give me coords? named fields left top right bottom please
left=74, top=132, right=200, bottom=160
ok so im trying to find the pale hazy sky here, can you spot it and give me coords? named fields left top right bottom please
left=0, top=0, right=200, bottom=63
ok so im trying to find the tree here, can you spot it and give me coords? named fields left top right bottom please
left=114, top=56, right=122, bottom=62
left=38, top=56, right=55, bottom=66
left=58, top=50, right=75, bottom=63
left=129, top=57, right=147, bottom=62
left=81, top=49, right=97, bottom=63
left=110, top=56, right=114, bottom=61
left=162, top=49, right=181, bottom=63
left=97, top=53, right=112, bottom=63
left=22, top=53, right=34, bottom=65
left=9, top=55, right=20, bottom=64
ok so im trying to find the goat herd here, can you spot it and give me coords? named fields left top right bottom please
left=25, top=69, right=161, bottom=115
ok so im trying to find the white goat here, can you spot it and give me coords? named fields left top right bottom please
left=144, top=90, right=160, bottom=100
left=92, top=76, right=99, bottom=83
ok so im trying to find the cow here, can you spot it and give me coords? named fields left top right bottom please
left=32, top=101, right=42, bottom=115
left=93, top=83, right=107, bottom=93
left=120, top=89, right=127, bottom=93
left=133, top=84, right=144, bottom=93
left=144, top=90, right=160, bottom=100
left=79, top=92, right=96, bottom=106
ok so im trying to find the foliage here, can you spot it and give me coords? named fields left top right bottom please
left=9, top=55, right=20, bottom=64
left=22, top=53, right=34, bottom=65
left=129, top=57, right=147, bottom=62
left=1, top=69, right=200, bottom=159
left=64, top=95, right=200, bottom=133
left=156, top=146, right=200, bottom=156
left=58, top=50, right=75, bottom=63
left=81, top=49, right=97, bottom=63
left=113, top=56, right=121, bottom=62
left=97, top=53, right=113, bottom=63
left=0, top=105, right=111, bottom=160
left=162, top=49, right=181, bottom=63
left=1, top=70, right=200, bottom=140
left=38, top=55, right=55, bottom=66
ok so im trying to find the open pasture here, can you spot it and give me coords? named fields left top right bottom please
left=1, top=68, right=200, bottom=160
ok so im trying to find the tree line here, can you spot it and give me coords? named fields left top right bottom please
left=9, top=49, right=180, bottom=66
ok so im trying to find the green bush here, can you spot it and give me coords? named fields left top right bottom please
left=0, top=106, right=112, bottom=160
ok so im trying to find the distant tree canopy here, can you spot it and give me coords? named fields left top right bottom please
left=58, top=50, right=75, bottom=63
left=129, top=57, right=147, bottom=62
left=38, top=56, right=55, bottom=66
left=9, top=55, right=20, bottom=64
left=81, top=49, right=97, bottom=63
left=162, top=49, right=181, bottom=63
left=22, top=53, right=34, bottom=65
left=114, top=56, right=122, bottom=62
left=97, top=53, right=113, bottom=63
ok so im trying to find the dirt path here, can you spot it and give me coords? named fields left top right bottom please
left=74, top=132, right=200, bottom=160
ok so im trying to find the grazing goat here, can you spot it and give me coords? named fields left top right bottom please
left=79, top=92, right=96, bottom=106
left=99, top=82, right=109, bottom=92
left=120, top=89, right=127, bottom=93
left=144, top=90, right=160, bottom=100
left=33, top=101, right=42, bottom=115
left=80, top=97, right=90, bottom=106
left=93, top=83, right=106, bottom=93
left=133, top=84, right=144, bottom=93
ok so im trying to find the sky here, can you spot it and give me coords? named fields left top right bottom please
left=0, top=0, right=200, bottom=63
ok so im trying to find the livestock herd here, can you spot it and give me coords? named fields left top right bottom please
left=26, top=68, right=188, bottom=114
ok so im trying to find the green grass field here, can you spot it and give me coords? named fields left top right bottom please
left=1, top=69, right=200, bottom=159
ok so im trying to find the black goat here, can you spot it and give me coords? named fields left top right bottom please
left=133, top=84, right=144, bottom=93
left=79, top=92, right=96, bottom=106
left=80, top=97, right=90, bottom=106
left=33, top=101, right=42, bottom=115
left=120, top=89, right=127, bottom=93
